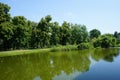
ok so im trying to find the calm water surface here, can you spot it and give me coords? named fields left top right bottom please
left=0, top=48, right=120, bottom=80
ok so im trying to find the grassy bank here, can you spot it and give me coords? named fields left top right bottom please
left=0, top=48, right=50, bottom=57
left=0, top=45, right=78, bottom=57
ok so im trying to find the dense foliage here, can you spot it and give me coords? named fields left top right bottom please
left=77, top=43, right=90, bottom=50
left=0, top=2, right=119, bottom=51
left=90, top=29, right=101, bottom=39
left=92, top=34, right=116, bottom=48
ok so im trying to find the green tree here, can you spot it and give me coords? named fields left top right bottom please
left=0, top=22, right=13, bottom=50
left=12, top=16, right=32, bottom=49
left=28, top=21, right=38, bottom=48
left=93, top=34, right=116, bottom=48
left=100, top=34, right=116, bottom=48
left=92, top=37, right=101, bottom=48
left=71, top=24, right=88, bottom=44
left=114, top=31, right=118, bottom=38
left=31, top=28, right=41, bottom=48
left=37, top=15, right=52, bottom=48
left=50, top=22, right=60, bottom=46
left=0, top=2, right=12, bottom=50
left=0, top=2, right=11, bottom=23
left=114, top=31, right=120, bottom=43
left=0, top=2, right=118, bottom=51
left=118, top=33, right=120, bottom=43
left=90, top=29, right=101, bottom=39
left=60, top=21, right=71, bottom=45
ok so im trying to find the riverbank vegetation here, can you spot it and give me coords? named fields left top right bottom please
left=0, top=2, right=120, bottom=52
left=0, top=45, right=78, bottom=57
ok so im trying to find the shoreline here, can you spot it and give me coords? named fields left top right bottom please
left=0, top=45, right=119, bottom=58
left=0, top=45, right=78, bottom=57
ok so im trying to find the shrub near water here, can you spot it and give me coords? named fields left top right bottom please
left=92, top=34, right=116, bottom=48
left=77, top=43, right=90, bottom=50
left=50, top=45, right=77, bottom=52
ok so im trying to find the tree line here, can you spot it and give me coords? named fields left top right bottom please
left=0, top=2, right=120, bottom=51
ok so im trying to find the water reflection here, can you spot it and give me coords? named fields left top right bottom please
left=0, top=48, right=119, bottom=80
left=91, top=48, right=119, bottom=62
left=34, top=76, right=41, bottom=80
left=74, top=48, right=120, bottom=80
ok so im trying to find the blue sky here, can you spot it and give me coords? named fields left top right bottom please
left=1, top=0, right=120, bottom=34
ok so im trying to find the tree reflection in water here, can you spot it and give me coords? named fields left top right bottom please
left=0, top=48, right=119, bottom=80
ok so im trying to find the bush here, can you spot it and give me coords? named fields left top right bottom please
left=50, top=45, right=77, bottom=52
left=92, top=34, right=116, bottom=48
left=77, top=43, right=90, bottom=50
left=92, top=38, right=101, bottom=48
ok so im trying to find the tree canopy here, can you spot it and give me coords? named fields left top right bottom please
left=0, top=2, right=119, bottom=51
left=89, top=29, right=101, bottom=39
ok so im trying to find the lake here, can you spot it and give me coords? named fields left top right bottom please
left=0, top=48, right=120, bottom=80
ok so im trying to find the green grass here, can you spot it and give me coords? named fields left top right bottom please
left=0, top=48, right=50, bottom=57
left=0, top=45, right=78, bottom=57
